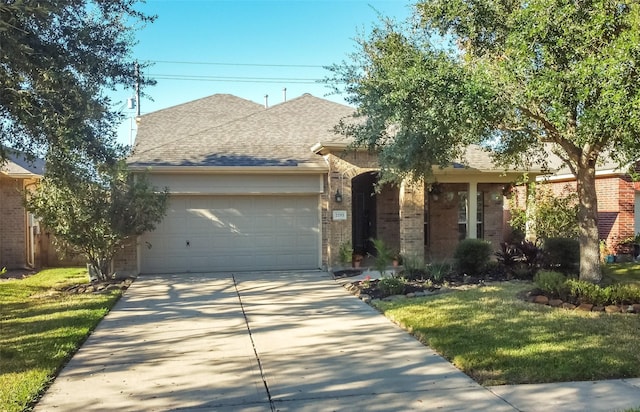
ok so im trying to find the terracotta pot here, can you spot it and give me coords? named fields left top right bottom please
left=352, top=254, right=364, bottom=268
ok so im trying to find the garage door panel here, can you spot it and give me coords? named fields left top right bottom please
left=140, top=195, right=319, bottom=273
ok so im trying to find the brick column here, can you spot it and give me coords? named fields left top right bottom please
left=399, top=180, right=425, bottom=258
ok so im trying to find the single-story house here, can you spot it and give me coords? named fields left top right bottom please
left=0, top=151, right=43, bottom=269
left=120, top=93, right=539, bottom=275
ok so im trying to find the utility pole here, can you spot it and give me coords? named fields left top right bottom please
left=134, top=61, right=141, bottom=117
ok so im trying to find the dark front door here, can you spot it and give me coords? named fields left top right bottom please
left=352, top=172, right=377, bottom=255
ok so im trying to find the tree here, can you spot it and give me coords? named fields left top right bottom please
left=0, top=1, right=154, bottom=170
left=509, top=183, right=580, bottom=241
left=26, top=160, right=168, bottom=280
left=327, top=1, right=640, bottom=282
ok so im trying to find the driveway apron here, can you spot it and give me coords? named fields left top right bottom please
left=35, top=271, right=513, bottom=411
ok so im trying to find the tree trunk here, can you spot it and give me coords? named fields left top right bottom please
left=88, top=257, right=111, bottom=281
left=576, top=165, right=601, bottom=283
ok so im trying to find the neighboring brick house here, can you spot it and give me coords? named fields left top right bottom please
left=120, top=93, right=538, bottom=275
left=0, top=152, right=43, bottom=269
left=541, top=156, right=640, bottom=259
left=0, top=152, right=85, bottom=270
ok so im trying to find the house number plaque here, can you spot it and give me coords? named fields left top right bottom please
left=332, top=210, right=347, bottom=221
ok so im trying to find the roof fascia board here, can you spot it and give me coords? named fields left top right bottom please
left=1, top=170, right=42, bottom=178
left=128, top=165, right=329, bottom=174
left=312, top=142, right=542, bottom=176
left=312, top=142, right=356, bottom=155
left=434, top=173, right=527, bottom=184
left=538, top=168, right=626, bottom=182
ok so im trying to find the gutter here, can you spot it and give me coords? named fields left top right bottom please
left=127, top=164, right=329, bottom=174
left=539, top=168, right=629, bottom=183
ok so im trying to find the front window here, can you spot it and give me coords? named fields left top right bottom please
left=458, top=192, right=468, bottom=240
left=477, top=192, right=484, bottom=239
left=458, top=191, right=484, bottom=239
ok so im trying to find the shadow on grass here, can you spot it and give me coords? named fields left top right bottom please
left=0, top=288, right=120, bottom=412
left=374, top=283, right=640, bottom=385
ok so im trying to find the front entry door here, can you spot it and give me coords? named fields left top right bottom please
left=352, top=172, right=377, bottom=255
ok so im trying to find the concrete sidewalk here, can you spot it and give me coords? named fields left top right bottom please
left=35, top=271, right=640, bottom=411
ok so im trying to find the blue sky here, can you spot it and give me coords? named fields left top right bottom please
left=114, top=0, right=413, bottom=146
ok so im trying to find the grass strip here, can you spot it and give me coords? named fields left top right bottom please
left=0, top=268, right=122, bottom=412
left=373, top=282, right=640, bottom=386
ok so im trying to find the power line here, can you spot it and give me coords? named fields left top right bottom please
left=147, top=59, right=326, bottom=68
left=149, top=73, right=322, bottom=84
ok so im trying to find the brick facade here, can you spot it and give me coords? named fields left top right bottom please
left=546, top=174, right=640, bottom=257
left=425, top=183, right=507, bottom=261
left=0, top=176, right=28, bottom=269
left=112, top=238, right=138, bottom=276
left=325, top=151, right=379, bottom=267
left=399, top=180, right=424, bottom=258
left=324, top=151, right=510, bottom=266
left=35, top=231, right=86, bottom=268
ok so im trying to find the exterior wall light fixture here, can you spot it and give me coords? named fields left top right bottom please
left=335, top=189, right=343, bottom=203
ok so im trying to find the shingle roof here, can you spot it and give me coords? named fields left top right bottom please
left=1, top=150, right=44, bottom=177
left=128, top=93, right=354, bottom=168
left=538, top=143, right=631, bottom=177
left=453, top=145, right=506, bottom=172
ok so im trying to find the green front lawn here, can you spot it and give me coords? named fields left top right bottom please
left=603, top=262, right=640, bottom=285
left=373, top=282, right=640, bottom=386
left=0, top=268, right=122, bottom=412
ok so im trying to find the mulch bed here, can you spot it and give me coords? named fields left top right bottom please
left=0, top=269, right=37, bottom=281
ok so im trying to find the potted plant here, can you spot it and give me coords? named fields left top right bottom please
left=338, top=241, right=353, bottom=268
left=392, top=252, right=403, bottom=267
left=371, top=238, right=393, bottom=275
left=352, top=252, right=365, bottom=268
left=618, top=233, right=640, bottom=261
left=599, top=239, right=615, bottom=263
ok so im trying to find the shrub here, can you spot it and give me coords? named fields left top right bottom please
left=402, top=254, right=428, bottom=281
left=543, top=238, right=580, bottom=274
left=480, top=260, right=508, bottom=279
left=512, top=264, right=535, bottom=280
left=495, top=242, right=519, bottom=268
left=338, top=241, right=353, bottom=266
left=509, top=182, right=579, bottom=240
left=563, top=280, right=640, bottom=306
left=517, top=240, right=543, bottom=268
left=454, top=239, right=492, bottom=276
left=426, top=262, right=452, bottom=282
left=566, top=279, right=609, bottom=306
left=372, top=238, right=394, bottom=275
left=534, top=271, right=567, bottom=297
left=378, top=276, right=406, bottom=295
left=608, top=284, right=640, bottom=305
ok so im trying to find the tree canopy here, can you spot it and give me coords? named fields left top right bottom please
left=327, top=0, right=640, bottom=282
left=26, top=160, right=168, bottom=280
left=0, top=1, right=154, bottom=171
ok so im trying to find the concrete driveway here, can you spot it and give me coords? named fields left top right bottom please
left=35, top=271, right=515, bottom=411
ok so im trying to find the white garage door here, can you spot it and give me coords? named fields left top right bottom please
left=140, top=195, right=320, bottom=273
